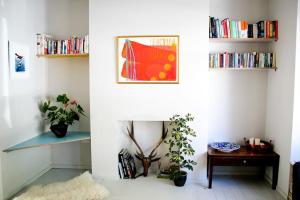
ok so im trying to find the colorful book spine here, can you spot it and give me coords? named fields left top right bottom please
left=118, top=149, right=137, bottom=179
left=36, top=33, right=89, bottom=55
left=209, top=52, right=276, bottom=69
left=209, top=17, right=278, bottom=39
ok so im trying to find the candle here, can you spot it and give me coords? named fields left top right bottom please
left=249, top=137, right=254, bottom=145
left=255, top=138, right=261, bottom=146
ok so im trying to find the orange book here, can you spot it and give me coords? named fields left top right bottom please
left=241, top=20, right=248, bottom=38
left=266, top=21, right=269, bottom=38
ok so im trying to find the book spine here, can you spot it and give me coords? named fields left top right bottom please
left=118, top=150, right=129, bottom=178
left=36, top=34, right=42, bottom=55
left=275, top=20, right=278, bottom=40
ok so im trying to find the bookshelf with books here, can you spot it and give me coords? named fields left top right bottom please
left=209, top=17, right=278, bottom=40
left=209, top=52, right=277, bottom=71
left=209, top=16, right=278, bottom=71
left=36, top=33, right=89, bottom=58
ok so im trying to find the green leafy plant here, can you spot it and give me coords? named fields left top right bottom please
left=164, top=113, right=197, bottom=180
left=40, top=94, right=85, bottom=126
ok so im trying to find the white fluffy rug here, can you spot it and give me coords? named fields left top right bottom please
left=14, top=171, right=110, bottom=200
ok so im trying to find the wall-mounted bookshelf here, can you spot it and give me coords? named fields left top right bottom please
left=209, top=17, right=278, bottom=71
left=209, top=38, right=277, bottom=43
left=37, top=53, right=89, bottom=58
left=36, top=33, right=89, bottom=58
left=209, top=67, right=277, bottom=71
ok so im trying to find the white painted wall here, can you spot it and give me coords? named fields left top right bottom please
left=0, top=0, right=52, bottom=199
left=266, top=0, right=298, bottom=196
left=209, top=0, right=270, bottom=144
left=43, top=0, right=91, bottom=169
left=0, top=10, right=7, bottom=200
left=0, top=0, right=91, bottom=198
left=90, top=0, right=209, bottom=182
left=291, top=0, right=300, bottom=163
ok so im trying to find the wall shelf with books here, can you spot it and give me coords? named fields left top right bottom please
left=209, top=38, right=277, bottom=43
left=209, top=52, right=276, bottom=71
left=36, top=33, right=89, bottom=58
left=209, top=67, right=277, bottom=71
left=209, top=16, right=278, bottom=71
left=36, top=53, right=89, bottom=58
left=209, top=17, right=278, bottom=40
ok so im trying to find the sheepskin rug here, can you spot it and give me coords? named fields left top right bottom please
left=14, top=171, right=110, bottom=200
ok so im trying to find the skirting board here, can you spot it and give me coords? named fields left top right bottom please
left=264, top=174, right=286, bottom=199
left=51, top=164, right=91, bottom=170
left=7, top=165, right=52, bottom=200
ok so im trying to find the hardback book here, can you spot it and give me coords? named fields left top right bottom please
left=248, top=24, right=253, bottom=38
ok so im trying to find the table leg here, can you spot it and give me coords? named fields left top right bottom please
left=272, top=158, right=279, bottom=190
left=207, top=154, right=209, bottom=178
left=208, top=157, right=213, bottom=189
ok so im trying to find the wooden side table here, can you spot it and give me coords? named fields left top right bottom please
left=207, top=146, right=280, bottom=189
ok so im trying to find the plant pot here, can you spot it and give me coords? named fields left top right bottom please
left=50, top=123, right=68, bottom=138
left=173, top=171, right=187, bottom=187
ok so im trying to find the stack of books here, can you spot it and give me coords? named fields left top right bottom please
left=209, top=52, right=276, bottom=69
left=36, top=33, right=89, bottom=55
left=209, top=17, right=278, bottom=39
left=118, top=149, right=137, bottom=179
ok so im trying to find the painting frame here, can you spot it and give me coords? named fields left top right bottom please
left=117, top=35, right=179, bottom=84
left=9, top=41, right=30, bottom=79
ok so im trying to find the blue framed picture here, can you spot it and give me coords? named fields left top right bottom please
left=9, top=41, right=30, bottom=79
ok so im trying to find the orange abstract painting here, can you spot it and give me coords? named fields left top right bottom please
left=117, top=36, right=179, bottom=83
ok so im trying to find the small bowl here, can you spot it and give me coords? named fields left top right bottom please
left=210, top=142, right=240, bottom=153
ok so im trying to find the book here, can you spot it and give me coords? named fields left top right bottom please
left=36, top=33, right=89, bottom=55
left=209, top=52, right=276, bottom=69
left=118, top=149, right=137, bottom=179
left=209, top=17, right=278, bottom=39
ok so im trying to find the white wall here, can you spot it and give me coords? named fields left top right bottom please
left=90, top=0, right=209, bottom=182
left=0, top=11, right=7, bottom=200
left=266, top=0, right=298, bottom=196
left=291, top=0, right=300, bottom=163
left=0, top=0, right=52, bottom=199
left=43, top=0, right=91, bottom=169
left=209, top=0, right=270, bottom=144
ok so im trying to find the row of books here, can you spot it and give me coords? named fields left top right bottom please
left=118, top=149, right=137, bottom=179
left=36, top=33, right=89, bottom=55
left=209, top=17, right=278, bottom=39
left=209, top=52, right=276, bottom=69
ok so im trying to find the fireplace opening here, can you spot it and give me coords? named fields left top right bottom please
left=117, top=121, right=170, bottom=179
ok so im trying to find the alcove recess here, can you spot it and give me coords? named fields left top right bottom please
left=117, top=121, right=171, bottom=178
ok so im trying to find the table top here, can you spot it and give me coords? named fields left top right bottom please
left=208, top=146, right=279, bottom=158
left=3, top=131, right=90, bottom=153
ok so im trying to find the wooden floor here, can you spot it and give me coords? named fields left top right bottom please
left=13, top=169, right=285, bottom=200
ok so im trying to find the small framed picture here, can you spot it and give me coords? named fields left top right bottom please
left=117, top=35, right=179, bottom=84
left=9, top=41, right=30, bottom=79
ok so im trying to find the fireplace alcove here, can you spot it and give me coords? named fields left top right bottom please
left=117, top=121, right=170, bottom=178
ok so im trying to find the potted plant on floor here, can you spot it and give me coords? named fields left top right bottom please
left=40, top=94, right=85, bottom=138
left=164, top=113, right=197, bottom=187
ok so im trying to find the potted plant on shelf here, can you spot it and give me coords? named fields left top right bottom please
left=164, top=113, right=197, bottom=187
left=40, top=94, right=85, bottom=138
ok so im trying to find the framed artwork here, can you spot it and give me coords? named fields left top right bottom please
left=117, top=35, right=179, bottom=84
left=9, top=41, right=30, bottom=79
